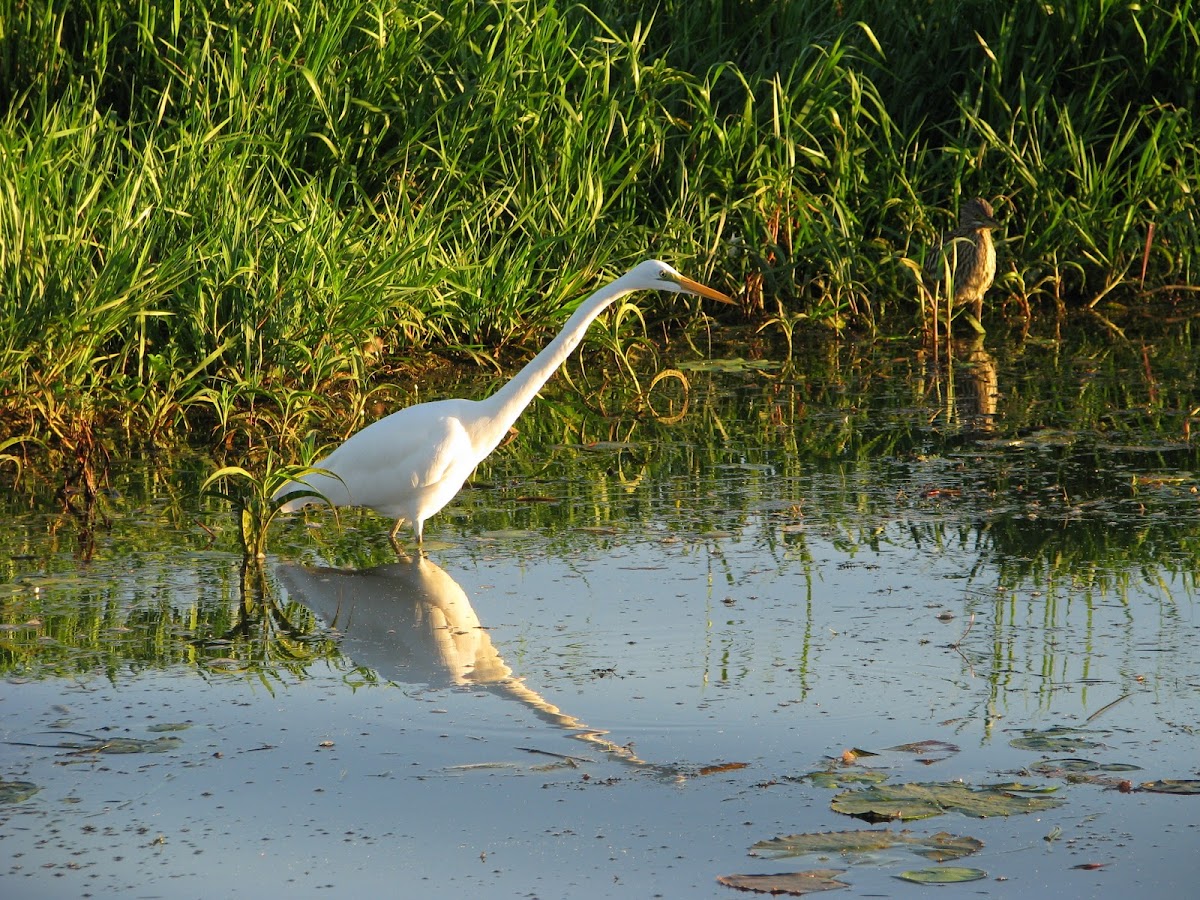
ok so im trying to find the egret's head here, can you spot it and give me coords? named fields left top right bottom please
left=631, top=259, right=734, bottom=304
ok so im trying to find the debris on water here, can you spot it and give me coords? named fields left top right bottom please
left=697, top=761, right=749, bottom=776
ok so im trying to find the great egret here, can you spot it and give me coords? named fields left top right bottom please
left=273, top=259, right=732, bottom=542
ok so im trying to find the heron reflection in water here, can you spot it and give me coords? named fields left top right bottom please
left=918, top=334, right=999, bottom=435
left=276, top=554, right=650, bottom=769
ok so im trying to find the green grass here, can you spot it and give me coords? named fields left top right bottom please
left=0, top=0, right=1197, bottom=455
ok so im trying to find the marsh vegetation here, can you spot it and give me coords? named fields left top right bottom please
left=1, top=0, right=1196, bottom=479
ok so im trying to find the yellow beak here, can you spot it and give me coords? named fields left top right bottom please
left=678, top=275, right=735, bottom=305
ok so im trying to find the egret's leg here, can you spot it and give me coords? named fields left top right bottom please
left=387, top=518, right=408, bottom=557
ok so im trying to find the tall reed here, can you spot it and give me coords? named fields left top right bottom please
left=0, top=0, right=1195, bottom=452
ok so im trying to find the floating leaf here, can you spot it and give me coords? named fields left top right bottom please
left=0, top=779, right=40, bottom=803
left=751, top=829, right=982, bottom=863
left=7, top=732, right=184, bottom=755
left=988, top=781, right=1062, bottom=794
left=1140, top=780, right=1200, bottom=795
left=1010, top=726, right=1102, bottom=753
left=146, top=723, right=192, bottom=733
left=910, top=832, right=986, bottom=862
left=1029, top=758, right=1141, bottom=775
left=831, top=782, right=1064, bottom=822
left=751, top=830, right=897, bottom=858
left=831, top=785, right=944, bottom=822
left=717, top=869, right=848, bottom=895
left=804, top=770, right=890, bottom=789
left=70, top=736, right=183, bottom=754
left=96, top=736, right=184, bottom=754
left=1032, top=763, right=1104, bottom=777
left=896, top=866, right=986, bottom=884
left=885, top=740, right=960, bottom=761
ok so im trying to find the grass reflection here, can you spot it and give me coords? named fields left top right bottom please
left=0, top=330, right=1196, bottom=697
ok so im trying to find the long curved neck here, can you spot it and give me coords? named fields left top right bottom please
left=474, top=275, right=635, bottom=452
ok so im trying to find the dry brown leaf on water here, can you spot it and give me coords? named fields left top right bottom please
left=698, top=761, right=750, bottom=776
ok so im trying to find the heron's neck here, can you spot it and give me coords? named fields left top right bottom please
left=474, top=277, right=632, bottom=450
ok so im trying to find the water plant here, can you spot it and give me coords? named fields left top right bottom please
left=201, top=457, right=339, bottom=560
left=0, top=0, right=1195, bottom=456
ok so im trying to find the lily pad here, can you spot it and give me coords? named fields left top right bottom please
left=1010, top=726, right=1102, bottom=753
left=717, top=869, right=848, bottom=895
left=751, top=830, right=897, bottom=858
left=1140, top=780, right=1200, bottom=795
left=0, top=779, right=40, bottom=803
left=1029, top=759, right=1142, bottom=776
left=884, top=740, right=960, bottom=764
left=7, top=732, right=184, bottom=754
left=55, top=735, right=183, bottom=754
left=751, top=829, right=982, bottom=864
left=987, top=781, right=1062, bottom=794
left=831, top=781, right=1064, bottom=822
left=146, top=722, right=192, bottom=733
left=896, top=866, right=987, bottom=884
left=804, top=770, right=890, bottom=789
left=1027, top=758, right=1137, bottom=777
left=909, top=832, right=986, bottom=863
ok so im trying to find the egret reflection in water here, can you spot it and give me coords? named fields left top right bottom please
left=276, top=554, right=648, bottom=768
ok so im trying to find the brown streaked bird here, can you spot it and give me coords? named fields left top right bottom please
left=924, top=197, right=1000, bottom=325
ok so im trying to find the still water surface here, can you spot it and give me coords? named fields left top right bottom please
left=2, top=331, right=1198, bottom=898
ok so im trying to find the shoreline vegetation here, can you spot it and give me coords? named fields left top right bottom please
left=1, top=0, right=1197, bottom=461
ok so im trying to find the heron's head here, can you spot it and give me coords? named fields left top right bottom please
left=631, top=259, right=734, bottom=304
left=961, top=198, right=1000, bottom=231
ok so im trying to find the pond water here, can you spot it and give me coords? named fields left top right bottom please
left=2, top=329, right=1199, bottom=898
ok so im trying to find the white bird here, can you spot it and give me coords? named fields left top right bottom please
left=273, top=259, right=732, bottom=544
